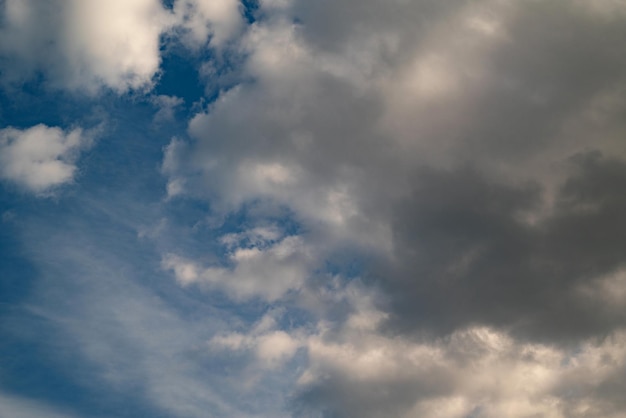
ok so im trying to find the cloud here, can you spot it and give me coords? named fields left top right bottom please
left=151, top=94, right=184, bottom=122
left=294, top=320, right=626, bottom=418
left=9, top=199, right=275, bottom=418
left=163, top=228, right=314, bottom=301
left=201, top=280, right=626, bottom=418
left=376, top=154, right=626, bottom=343
left=158, top=0, right=626, bottom=414
left=172, top=0, right=244, bottom=48
left=4, top=0, right=623, bottom=416
left=0, top=391, right=78, bottom=418
left=0, top=0, right=174, bottom=93
left=0, top=0, right=244, bottom=94
left=210, top=310, right=303, bottom=370
left=163, top=0, right=626, bottom=339
left=0, top=124, right=90, bottom=194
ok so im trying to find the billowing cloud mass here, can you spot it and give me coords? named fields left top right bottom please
left=2, top=0, right=626, bottom=417
left=0, top=124, right=89, bottom=193
left=161, top=0, right=626, bottom=416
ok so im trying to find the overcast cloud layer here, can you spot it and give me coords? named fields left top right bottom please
left=1, top=0, right=626, bottom=417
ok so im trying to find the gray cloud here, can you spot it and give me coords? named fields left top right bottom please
left=378, top=153, right=626, bottom=343
left=157, top=0, right=626, bottom=416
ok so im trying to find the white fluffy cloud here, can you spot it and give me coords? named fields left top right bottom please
left=0, top=0, right=173, bottom=93
left=0, top=124, right=90, bottom=193
left=0, top=0, right=244, bottom=93
left=162, top=228, right=313, bottom=301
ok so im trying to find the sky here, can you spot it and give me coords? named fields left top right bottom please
left=1, top=0, right=626, bottom=417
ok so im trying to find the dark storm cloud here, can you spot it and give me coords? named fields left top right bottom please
left=378, top=152, right=626, bottom=343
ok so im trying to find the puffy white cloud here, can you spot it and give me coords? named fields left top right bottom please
left=162, top=229, right=313, bottom=301
left=0, top=124, right=90, bottom=194
left=0, top=0, right=244, bottom=93
left=0, top=0, right=174, bottom=93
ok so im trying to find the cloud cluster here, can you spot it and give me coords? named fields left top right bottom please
left=165, top=0, right=626, bottom=327
left=0, top=124, right=90, bottom=194
left=2, top=0, right=626, bottom=416
left=208, top=283, right=626, bottom=418
left=160, top=0, right=626, bottom=415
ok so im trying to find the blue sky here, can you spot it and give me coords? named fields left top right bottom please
left=2, top=1, right=626, bottom=417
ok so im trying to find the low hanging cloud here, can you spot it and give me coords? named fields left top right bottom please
left=0, top=124, right=90, bottom=194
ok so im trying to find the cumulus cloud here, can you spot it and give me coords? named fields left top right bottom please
left=1, top=0, right=625, bottom=416
left=164, top=0, right=626, bottom=334
left=210, top=310, right=302, bottom=370
left=172, top=0, right=243, bottom=48
left=158, top=0, right=626, bottom=415
left=202, top=280, right=626, bottom=418
left=162, top=228, right=314, bottom=301
left=0, top=0, right=244, bottom=93
left=295, top=321, right=626, bottom=418
left=0, top=0, right=173, bottom=93
left=0, top=124, right=90, bottom=194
